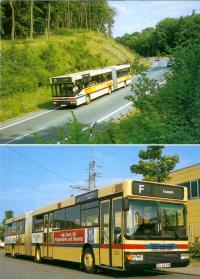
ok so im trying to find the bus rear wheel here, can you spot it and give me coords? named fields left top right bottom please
left=35, top=247, right=41, bottom=263
left=85, top=95, right=91, bottom=105
left=82, top=248, right=95, bottom=273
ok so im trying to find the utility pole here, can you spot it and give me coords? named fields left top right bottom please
left=69, top=160, right=101, bottom=192
left=88, top=160, right=98, bottom=191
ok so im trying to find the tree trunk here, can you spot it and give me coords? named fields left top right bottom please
left=67, top=0, right=70, bottom=28
left=30, top=0, right=34, bottom=40
left=88, top=0, right=91, bottom=29
left=9, top=0, right=15, bottom=40
left=47, top=2, right=51, bottom=38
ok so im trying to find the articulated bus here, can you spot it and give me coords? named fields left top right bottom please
left=50, top=64, right=131, bottom=107
left=4, top=180, right=189, bottom=273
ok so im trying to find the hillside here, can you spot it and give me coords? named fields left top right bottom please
left=1, top=30, right=146, bottom=121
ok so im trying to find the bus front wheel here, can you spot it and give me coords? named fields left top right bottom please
left=85, top=95, right=91, bottom=105
left=82, top=248, right=95, bottom=273
left=35, top=247, right=41, bottom=263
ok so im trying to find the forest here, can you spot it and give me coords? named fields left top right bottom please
left=116, top=13, right=200, bottom=56
left=1, top=0, right=115, bottom=39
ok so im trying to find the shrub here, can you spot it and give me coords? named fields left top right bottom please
left=189, top=236, right=200, bottom=258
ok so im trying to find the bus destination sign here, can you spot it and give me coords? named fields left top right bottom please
left=75, top=190, right=98, bottom=204
left=132, top=181, right=184, bottom=200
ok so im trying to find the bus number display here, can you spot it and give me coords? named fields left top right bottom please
left=132, top=181, right=184, bottom=200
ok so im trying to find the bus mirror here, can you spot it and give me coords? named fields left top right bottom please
left=123, top=198, right=129, bottom=211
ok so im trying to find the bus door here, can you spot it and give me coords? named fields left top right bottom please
left=112, top=197, right=123, bottom=268
left=100, top=200, right=111, bottom=266
left=43, top=213, right=53, bottom=258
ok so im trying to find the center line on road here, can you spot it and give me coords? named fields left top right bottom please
left=0, top=108, right=58, bottom=131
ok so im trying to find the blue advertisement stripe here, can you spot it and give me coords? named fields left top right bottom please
left=146, top=244, right=178, bottom=249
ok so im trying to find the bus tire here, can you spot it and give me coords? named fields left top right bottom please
left=85, top=95, right=91, bottom=105
left=11, top=245, right=15, bottom=258
left=35, top=246, right=41, bottom=263
left=82, top=247, right=96, bottom=273
left=108, top=87, right=112, bottom=95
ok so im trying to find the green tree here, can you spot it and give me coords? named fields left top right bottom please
left=0, top=210, right=14, bottom=241
left=130, top=146, right=179, bottom=182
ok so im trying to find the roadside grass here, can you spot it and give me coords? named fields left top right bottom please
left=0, top=87, right=51, bottom=122
left=1, top=30, right=149, bottom=121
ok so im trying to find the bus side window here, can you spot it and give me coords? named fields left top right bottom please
left=112, top=199, right=122, bottom=244
left=71, top=205, right=80, bottom=229
left=33, top=215, right=44, bottom=232
left=16, top=221, right=20, bottom=234
left=53, top=208, right=66, bottom=230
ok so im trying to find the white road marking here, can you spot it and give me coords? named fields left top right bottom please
left=0, top=108, right=57, bottom=131
left=96, top=102, right=132, bottom=123
left=4, top=126, right=47, bottom=144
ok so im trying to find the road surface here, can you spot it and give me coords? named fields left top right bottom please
left=0, top=58, right=169, bottom=144
left=0, top=251, right=197, bottom=279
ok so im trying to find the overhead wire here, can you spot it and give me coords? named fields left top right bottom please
left=6, top=147, right=74, bottom=184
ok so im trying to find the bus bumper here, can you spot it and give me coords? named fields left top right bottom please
left=124, top=252, right=190, bottom=270
left=53, top=100, right=78, bottom=106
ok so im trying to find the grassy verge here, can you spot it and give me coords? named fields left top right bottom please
left=0, top=87, right=51, bottom=122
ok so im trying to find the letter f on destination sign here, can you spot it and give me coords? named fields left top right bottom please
left=139, top=184, right=144, bottom=193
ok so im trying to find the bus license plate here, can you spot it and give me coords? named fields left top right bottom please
left=156, top=263, right=171, bottom=268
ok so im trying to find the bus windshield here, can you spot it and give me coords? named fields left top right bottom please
left=125, top=200, right=187, bottom=240
left=52, top=83, right=75, bottom=97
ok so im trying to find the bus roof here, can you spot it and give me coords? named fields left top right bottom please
left=5, top=213, right=26, bottom=225
left=51, top=64, right=130, bottom=81
left=5, top=180, right=187, bottom=222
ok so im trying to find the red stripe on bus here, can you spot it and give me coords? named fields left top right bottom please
left=100, top=244, right=188, bottom=250
left=177, top=244, right=188, bottom=249
left=100, top=244, right=146, bottom=249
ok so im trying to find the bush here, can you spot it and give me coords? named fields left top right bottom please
left=189, top=236, right=200, bottom=258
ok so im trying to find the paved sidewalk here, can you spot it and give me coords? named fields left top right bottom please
left=162, top=263, right=200, bottom=276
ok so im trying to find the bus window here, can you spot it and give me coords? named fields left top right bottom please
left=33, top=215, right=44, bottom=232
left=5, top=225, right=8, bottom=236
left=16, top=222, right=20, bottom=234
left=53, top=208, right=65, bottom=230
left=101, top=202, right=110, bottom=244
left=20, top=220, right=25, bottom=234
left=81, top=201, right=99, bottom=227
left=12, top=222, right=16, bottom=233
left=7, top=224, right=12, bottom=235
left=71, top=205, right=80, bottom=229
left=112, top=199, right=122, bottom=244
left=65, top=205, right=80, bottom=229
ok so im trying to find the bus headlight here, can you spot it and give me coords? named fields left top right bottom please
left=180, top=254, right=189, bottom=260
left=126, top=254, right=143, bottom=261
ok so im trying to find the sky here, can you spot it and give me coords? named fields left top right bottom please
left=109, top=1, right=200, bottom=37
left=0, top=145, right=200, bottom=221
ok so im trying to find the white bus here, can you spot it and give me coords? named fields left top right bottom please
left=50, top=64, right=131, bottom=107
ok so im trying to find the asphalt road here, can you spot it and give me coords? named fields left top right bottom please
left=0, top=252, right=197, bottom=279
left=0, top=58, right=169, bottom=144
